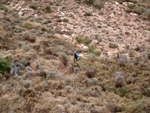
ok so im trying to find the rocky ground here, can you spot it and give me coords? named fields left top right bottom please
left=0, top=0, right=150, bottom=113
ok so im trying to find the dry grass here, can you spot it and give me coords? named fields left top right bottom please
left=0, top=0, right=150, bottom=113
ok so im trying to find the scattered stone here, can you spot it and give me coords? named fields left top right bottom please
left=23, top=81, right=31, bottom=88
left=18, top=42, right=22, bottom=47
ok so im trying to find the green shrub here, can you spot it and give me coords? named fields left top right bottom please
left=88, top=45, right=96, bottom=53
left=126, top=8, right=133, bottom=13
left=43, top=20, right=52, bottom=24
left=21, top=58, right=28, bottom=66
left=86, top=67, right=97, bottom=78
left=92, top=49, right=101, bottom=56
left=129, top=51, right=134, bottom=57
left=57, top=19, right=62, bottom=22
left=23, top=45, right=31, bottom=51
left=76, top=36, right=91, bottom=45
left=117, top=87, right=128, bottom=97
left=125, top=45, right=130, bottom=49
left=49, top=2, right=53, bottom=5
left=147, top=53, right=150, bottom=59
left=128, top=4, right=136, bottom=9
left=23, top=23, right=33, bottom=30
left=83, top=37, right=91, bottom=45
left=0, top=0, right=9, bottom=4
left=84, top=12, right=92, bottom=16
left=133, top=6, right=145, bottom=15
left=141, top=9, right=150, bottom=20
left=134, top=46, right=140, bottom=51
left=0, top=3, right=7, bottom=11
left=109, top=43, right=118, bottom=48
left=60, top=52, right=68, bottom=66
left=44, top=6, right=52, bottom=13
left=84, top=0, right=95, bottom=5
left=98, top=25, right=101, bottom=28
left=63, top=18, right=69, bottom=22
left=0, top=58, right=11, bottom=74
left=115, top=0, right=130, bottom=4
left=88, top=53, right=97, bottom=62
left=76, top=36, right=83, bottom=43
left=142, top=89, right=150, bottom=97
left=29, top=3, right=38, bottom=10
left=94, top=2, right=104, bottom=10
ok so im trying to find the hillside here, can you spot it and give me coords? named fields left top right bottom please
left=0, top=0, right=150, bottom=113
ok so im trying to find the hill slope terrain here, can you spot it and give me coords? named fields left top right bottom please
left=0, top=0, right=150, bottom=113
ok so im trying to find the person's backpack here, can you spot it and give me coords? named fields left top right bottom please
left=76, top=53, right=79, bottom=58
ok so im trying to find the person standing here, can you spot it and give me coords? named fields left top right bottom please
left=74, top=51, right=79, bottom=62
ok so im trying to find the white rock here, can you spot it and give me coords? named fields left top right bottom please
left=115, top=1, right=119, bottom=5
left=18, top=12, right=23, bottom=16
left=109, top=13, right=115, bottom=18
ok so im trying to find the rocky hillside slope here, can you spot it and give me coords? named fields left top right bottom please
left=0, top=0, right=150, bottom=113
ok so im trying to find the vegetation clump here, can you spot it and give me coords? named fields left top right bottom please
left=76, top=36, right=91, bottom=45
left=84, top=12, right=92, bottom=16
left=0, top=58, right=11, bottom=74
left=86, top=67, right=97, bottom=78
left=43, top=20, right=52, bottom=24
left=29, top=3, right=38, bottom=10
left=109, top=43, right=118, bottom=48
left=60, top=52, right=68, bottom=66
left=114, top=72, right=124, bottom=88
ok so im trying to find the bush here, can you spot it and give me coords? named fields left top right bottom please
left=84, top=12, right=92, bottom=16
left=98, top=25, right=102, bottom=28
left=94, top=2, right=104, bottom=10
left=133, top=6, right=145, bottom=15
left=57, top=19, right=62, bottom=22
left=148, top=53, right=150, bottom=60
left=141, top=9, right=150, bottom=20
left=63, top=18, right=69, bottom=22
left=29, top=3, right=38, bottom=10
left=84, top=0, right=95, bottom=5
left=23, top=45, right=31, bottom=51
left=134, top=46, right=140, bottom=51
left=44, top=6, right=52, bottom=13
left=88, top=45, right=95, bottom=53
left=127, top=3, right=136, bottom=9
left=117, top=87, right=128, bottom=97
left=36, top=61, right=42, bottom=70
left=76, top=36, right=83, bottom=43
left=23, top=23, right=33, bottom=30
left=109, top=43, right=118, bottom=48
left=126, top=8, right=133, bottom=13
left=60, top=52, right=68, bottom=66
left=21, top=58, right=28, bottom=66
left=0, top=58, right=11, bottom=74
left=115, top=0, right=130, bottom=4
left=92, top=49, right=101, bottom=56
left=83, top=37, right=91, bottom=45
left=75, top=36, right=91, bottom=45
left=86, top=67, right=97, bottom=78
left=43, top=20, right=52, bottom=24
left=114, top=72, right=124, bottom=88
left=0, top=3, right=7, bottom=11
left=88, top=53, right=97, bottom=62
left=142, top=88, right=150, bottom=97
